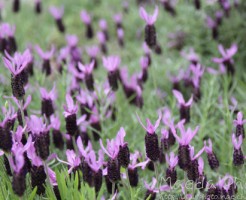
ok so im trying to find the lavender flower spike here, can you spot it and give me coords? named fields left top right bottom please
left=78, top=61, right=95, bottom=91
left=196, top=157, right=207, bottom=191
left=40, top=85, right=57, bottom=118
left=100, top=139, right=120, bottom=182
left=3, top=51, right=29, bottom=99
left=49, top=6, right=65, bottom=33
left=144, top=177, right=158, bottom=200
left=116, top=127, right=130, bottom=168
left=103, top=56, right=121, bottom=91
left=165, top=152, right=178, bottom=186
left=232, top=134, right=244, bottom=166
left=80, top=10, right=93, bottom=39
left=233, top=111, right=245, bottom=138
left=139, top=6, right=159, bottom=48
left=173, top=89, right=193, bottom=123
left=63, top=94, right=78, bottom=136
left=204, top=139, right=219, bottom=170
left=137, top=112, right=161, bottom=161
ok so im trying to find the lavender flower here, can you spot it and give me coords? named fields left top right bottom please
left=196, top=157, right=207, bottom=191
left=206, top=16, right=218, bottom=40
left=3, top=50, right=30, bottom=99
left=171, top=120, right=199, bottom=170
left=173, top=89, right=193, bottom=123
left=34, top=0, right=42, bottom=14
left=13, top=0, right=20, bottom=12
left=232, top=134, right=244, bottom=166
left=187, top=146, right=204, bottom=182
left=97, top=31, right=107, bottom=54
left=3, top=23, right=17, bottom=54
left=117, top=28, right=124, bottom=47
left=27, top=115, right=50, bottom=160
left=113, top=13, right=123, bottom=29
left=47, top=168, right=61, bottom=200
left=160, top=0, right=176, bottom=16
left=194, top=0, right=201, bottom=9
left=100, top=139, right=120, bottom=182
left=50, top=115, right=64, bottom=150
left=99, top=19, right=109, bottom=41
left=137, top=113, right=162, bottom=161
left=233, top=111, right=245, bottom=138
left=116, top=127, right=130, bottom=168
left=165, top=152, right=178, bottom=186
left=63, top=94, right=78, bottom=136
left=103, top=56, right=121, bottom=91
left=80, top=10, right=94, bottom=39
left=36, top=45, right=55, bottom=76
left=204, top=139, right=220, bottom=170
left=40, top=85, right=57, bottom=118
left=139, top=6, right=159, bottom=48
left=190, top=64, right=204, bottom=101
left=78, top=61, right=95, bottom=91
left=49, top=6, right=65, bottom=33
left=86, top=46, right=99, bottom=68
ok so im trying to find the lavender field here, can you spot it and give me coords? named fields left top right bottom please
left=0, top=0, right=245, bottom=199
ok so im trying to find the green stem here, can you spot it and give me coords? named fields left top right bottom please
left=112, top=182, right=115, bottom=197
left=154, top=162, right=160, bottom=192
left=184, top=172, right=187, bottom=200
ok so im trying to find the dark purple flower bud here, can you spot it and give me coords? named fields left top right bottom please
left=12, top=173, right=26, bottom=196
left=40, top=85, right=56, bottom=118
left=63, top=94, right=79, bottom=136
left=13, top=0, right=20, bottom=12
left=154, top=43, right=162, bottom=55
left=206, top=185, right=221, bottom=200
left=99, top=19, right=109, bottom=41
left=178, top=145, right=190, bottom=170
left=116, top=128, right=130, bottom=168
left=35, top=0, right=42, bottom=14
left=165, top=152, right=178, bottom=186
left=173, top=90, right=193, bottom=123
left=128, top=168, right=138, bottom=187
left=232, top=134, right=244, bottom=166
left=117, top=28, right=124, bottom=47
left=204, top=139, right=219, bottom=170
left=27, top=115, right=50, bottom=160
left=31, top=165, right=47, bottom=195
left=36, top=45, right=55, bottom=76
left=53, top=186, right=61, bottom=200
left=80, top=10, right=93, bottom=39
left=233, top=112, right=245, bottom=138
left=144, top=178, right=159, bottom=200
left=194, top=0, right=201, bottom=9
left=50, top=116, right=64, bottom=150
left=0, top=126, right=13, bottom=152
left=139, top=7, right=158, bottom=48
left=137, top=113, right=161, bottom=162
left=81, top=160, right=94, bottom=186
left=105, top=175, right=118, bottom=194
left=50, top=6, right=65, bottom=33
left=161, top=0, right=176, bottom=16
left=97, top=32, right=107, bottom=54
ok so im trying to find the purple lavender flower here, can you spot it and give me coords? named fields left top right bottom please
left=27, top=115, right=50, bottom=160
left=206, top=16, right=218, bottom=40
left=80, top=10, right=94, bottom=39
left=181, top=48, right=200, bottom=65
left=137, top=112, right=161, bottom=161
left=139, top=6, right=159, bottom=48
left=127, top=152, right=149, bottom=187
left=193, top=0, right=201, bottom=9
left=47, top=168, right=61, bottom=199
left=215, top=10, right=223, bottom=25
left=36, top=45, right=55, bottom=76
left=40, top=85, right=57, bottom=118
left=142, top=42, right=152, bottom=66
left=196, top=157, right=207, bottom=191
left=3, top=23, right=17, bottom=54
left=204, top=139, right=220, bottom=170
left=97, top=31, right=107, bottom=54
left=86, top=46, right=99, bottom=68
left=173, top=89, right=193, bottom=123
left=116, top=127, right=130, bottom=168
left=100, top=138, right=120, bottom=182
left=49, top=6, right=65, bottom=33
left=3, top=50, right=30, bottom=99
left=117, top=28, right=124, bottom=47
left=165, top=152, right=178, bottom=186
left=26, top=141, right=47, bottom=195
left=232, top=134, right=244, bottom=166
left=213, top=44, right=238, bottom=75
left=233, top=111, right=245, bottom=138
left=99, top=19, right=109, bottom=41
left=187, top=146, right=204, bottom=182
left=160, top=0, right=176, bottom=16
left=103, top=56, right=121, bottom=91
left=171, top=120, right=199, bottom=170
left=50, top=115, right=64, bottom=150
left=63, top=94, right=78, bottom=136
left=13, top=0, right=20, bottom=12
left=113, top=13, right=123, bottom=29
left=34, top=0, right=42, bottom=14
left=144, top=178, right=159, bottom=200
left=78, top=61, right=95, bottom=91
